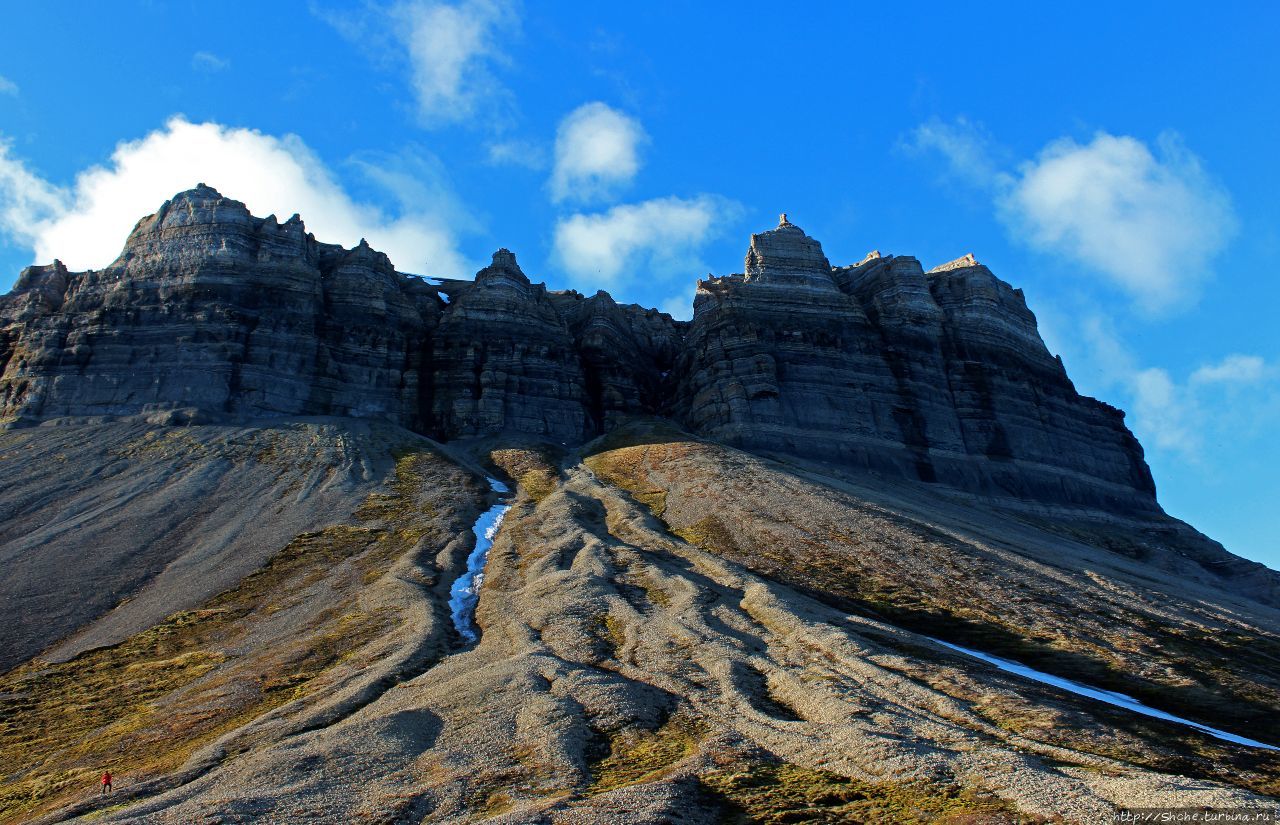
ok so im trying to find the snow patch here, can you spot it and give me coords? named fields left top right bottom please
left=930, top=637, right=1279, bottom=751
left=448, top=477, right=510, bottom=644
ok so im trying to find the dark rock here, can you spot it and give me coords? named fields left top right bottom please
left=0, top=190, right=1158, bottom=513
left=0, top=185, right=430, bottom=426
left=428, top=250, right=589, bottom=441
left=549, top=289, right=684, bottom=432
left=673, top=216, right=1157, bottom=512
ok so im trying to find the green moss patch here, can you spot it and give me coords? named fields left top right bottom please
left=489, top=446, right=562, bottom=503
left=0, top=445, right=457, bottom=824
left=588, top=714, right=707, bottom=795
left=700, top=760, right=1048, bottom=824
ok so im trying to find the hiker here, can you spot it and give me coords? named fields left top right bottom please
left=101, top=770, right=112, bottom=794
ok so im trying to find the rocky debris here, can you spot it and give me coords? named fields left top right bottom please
left=0, top=419, right=422, bottom=673
left=11, top=428, right=1274, bottom=824
left=0, top=188, right=1157, bottom=513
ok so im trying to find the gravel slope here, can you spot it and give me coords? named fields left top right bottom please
left=2, top=423, right=1275, bottom=823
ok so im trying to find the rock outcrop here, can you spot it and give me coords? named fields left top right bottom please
left=674, top=216, right=1156, bottom=512
left=427, top=250, right=588, bottom=440
left=1, top=188, right=1155, bottom=512
left=549, top=289, right=684, bottom=431
left=5, top=194, right=1280, bottom=825
left=0, top=185, right=434, bottom=427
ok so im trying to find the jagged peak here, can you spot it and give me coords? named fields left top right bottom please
left=339, top=237, right=395, bottom=271
left=476, top=248, right=532, bottom=289
left=160, top=182, right=235, bottom=212
left=490, top=248, right=520, bottom=270
left=743, top=215, right=834, bottom=287
left=928, top=253, right=979, bottom=274
left=13, top=259, right=70, bottom=293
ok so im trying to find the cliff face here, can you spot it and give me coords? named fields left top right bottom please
left=674, top=218, right=1156, bottom=512
left=427, top=250, right=588, bottom=440
left=0, top=188, right=1155, bottom=512
left=0, top=185, right=433, bottom=427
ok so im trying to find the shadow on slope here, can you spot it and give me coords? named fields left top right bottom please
left=583, top=419, right=1280, bottom=757
left=0, top=427, right=485, bottom=824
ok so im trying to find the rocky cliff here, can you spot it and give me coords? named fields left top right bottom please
left=1, top=188, right=1152, bottom=512
left=674, top=216, right=1156, bottom=512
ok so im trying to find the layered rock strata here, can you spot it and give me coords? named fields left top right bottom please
left=1, top=189, right=1155, bottom=512
left=675, top=216, right=1156, bottom=512
left=0, top=185, right=433, bottom=428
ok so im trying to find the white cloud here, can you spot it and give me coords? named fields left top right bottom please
left=317, top=0, right=517, bottom=127
left=1073, top=316, right=1276, bottom=462
left=486, top=138, right=545, bottom=169
left=553, top=195, right=738, bottom=289
left=0, top=140, right=65, bottom=249
left=1131, top=366, right=1201, bottom=456
left=550, top=102, right=647, bottom=204
left=909, top=120, right=1237, bottom=315
left=903, top=117, right=1003, bottom=188
left=1076, top=316, right=1201, bottom=458
left=397, top=0, right=516, bottom=125
left=191, top=51, right=229, bottom=73
left=1191, top=354, right=1267, bottom=385
left=0, top=116, right=475, bottom=277
left=0, top=75, right=18, bottom=96
left=1000, top=132, right=1236, bottom=314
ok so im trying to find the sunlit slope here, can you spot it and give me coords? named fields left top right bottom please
left=0, top=422, right=489, bottom=824
left=0, top=422, right=1275, bottom=824
left=0, top=420, right=450, bottom=672
left=585, top=421, right=1280, bottom=749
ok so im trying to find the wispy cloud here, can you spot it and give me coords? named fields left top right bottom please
left=0, top=117, right=476, bottom=277
left=1073, top=316, right=1276, bottom=461
left=320, top=0, right=518, bottom=129
left=191, top=51, right=230, bottom=73
left=1191, top=354, right=1268, bottom=386
left=0, top=139, right=65, bottom=248
left=0, top=75, right=18, bottom=96
left=908, top=119, right=1237, bottom=315
left=1001, top=132, right=1236, bottom=315
left=903, top=116, right=1004, bottom=188
left=552, top=195, right=739, bottom=290
left=486, top=138, right=545, bottom=169
left=550, top=102, right=646, bottom=204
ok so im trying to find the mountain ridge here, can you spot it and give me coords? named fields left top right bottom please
left=2, top=185, right=1152, bottom=513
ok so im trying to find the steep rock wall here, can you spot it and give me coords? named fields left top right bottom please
left=672, top=217, right=1157, bottom=512
left=0, top=189, right=1158, bottom=513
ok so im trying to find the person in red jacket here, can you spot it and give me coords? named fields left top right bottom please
left=101, top=770, right=112, bottom=794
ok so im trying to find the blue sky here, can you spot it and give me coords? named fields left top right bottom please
left=1, top=2, right=1277, bottom=568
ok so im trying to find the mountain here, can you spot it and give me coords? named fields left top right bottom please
left=0, top=187, right=1276, bottom=824
left=1, top=186, right=1153, bottom=513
